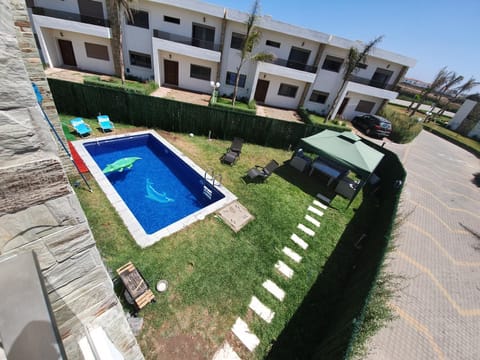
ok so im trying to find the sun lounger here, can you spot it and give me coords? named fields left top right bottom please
left=97, top=114, right=114, bottom=132
left=70, top=118, right=91, bottom=137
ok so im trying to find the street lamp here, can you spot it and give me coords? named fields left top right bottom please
left=210, top=81, right=220, bottom=103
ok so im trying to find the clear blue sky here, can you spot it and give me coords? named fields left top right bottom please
left=205, top=0, right=480, bottom=89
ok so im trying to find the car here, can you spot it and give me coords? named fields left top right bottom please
left=351, top=114, right=392, bottom=138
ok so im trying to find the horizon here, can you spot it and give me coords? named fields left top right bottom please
left=203, top=0, right=480, bottom=93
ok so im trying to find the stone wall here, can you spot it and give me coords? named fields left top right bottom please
left=9, top=0, right=74, bottom=174
left=0, top=1, right=144, bottom=359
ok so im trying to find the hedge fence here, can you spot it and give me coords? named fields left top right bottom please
left=48, top=78, right=349, bottom=150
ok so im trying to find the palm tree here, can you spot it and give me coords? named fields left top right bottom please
left=407, top=67, right=449, bottom=116
left=107, top=0, right=134, bottom=85
left=437, top=77, right=479, bottom=116
left=433, top=71, right=463, bottom=116
left=231, top=0, right=274, bottom=106
left=326, top=36, right=383, bottom=121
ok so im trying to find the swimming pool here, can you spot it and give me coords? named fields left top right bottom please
left=72, top=131, right=236, bottom=247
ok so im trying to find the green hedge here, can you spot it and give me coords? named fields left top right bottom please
left=48, top=78, right=343, bottom=149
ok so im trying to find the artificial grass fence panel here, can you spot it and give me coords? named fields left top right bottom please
left=48, top=79, right=326, bottom=149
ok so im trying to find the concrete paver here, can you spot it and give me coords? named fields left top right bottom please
left=365, top=131, right=480, bottom=360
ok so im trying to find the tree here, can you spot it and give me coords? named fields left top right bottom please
left=326, top=36, right=383, bottom=121
left=433, top=71, right=463, bottom=116
left=437, top=77, right=479, bottom=116
left=107, top=0, right=134, bottom=85
left=231, top=0, right=274, bottom=106
left=407, top=66, right=449, bottom=116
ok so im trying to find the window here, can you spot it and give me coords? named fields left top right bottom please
left=288, top=47, right=311, bottom=70
left=266, top=40, right=280, bottom=48
left=370, top=68, right=394, bottom=88
left=129, top=51, right=151, bottom=68
left=164, top=15, right=180, bottom=24
left=192, top=24, right=215, bottom=50
left=226, top=72, right=246, bottom=87
left=278, top=83, right=298, bottom=98
left=190, top=64, right=211, bottom=81
left=127, top=9, right=149, bottom=29
left=85, top=42, right=109, bottom=60
left=321, top=55, right=344, bottom=72
left=355, top=100, right=376, bottom=113
left=356, top=63, right=368, bottom=70
left=309, top=90, right=329, bottom=104
left=230, top=32, right=245, bottom=50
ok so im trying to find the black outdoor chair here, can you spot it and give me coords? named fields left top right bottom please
left=221, top=137, right=244, bottom=165
left=246, top=159, right=279, bottom=181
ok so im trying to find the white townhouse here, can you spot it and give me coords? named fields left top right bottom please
left=28, top=0, right=416, bottom=120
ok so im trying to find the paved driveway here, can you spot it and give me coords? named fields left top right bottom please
left=365, top=131, right=480, bottom=359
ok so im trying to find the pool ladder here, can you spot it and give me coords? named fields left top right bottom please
left=203, top=168, right=222, bottom=200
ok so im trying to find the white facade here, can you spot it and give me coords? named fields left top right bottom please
left=448, top=99, right=480, bottom=139
left=30, top=0, right=416, bottom=119
left=448, top=99, right=477, bottom=130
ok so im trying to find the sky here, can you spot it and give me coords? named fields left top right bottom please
left=204, top=0, right=480, bottom=89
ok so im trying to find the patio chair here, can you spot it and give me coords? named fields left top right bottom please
left=246, top=159, right=279, bottom=181
left=221, top=137, right=244, bottom=165
left=70, top=117, right=91, bottom=137
left=97, top=114, right=114, bottom=132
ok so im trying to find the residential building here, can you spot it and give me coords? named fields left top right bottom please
left=28, top=0, right=416, bottom=120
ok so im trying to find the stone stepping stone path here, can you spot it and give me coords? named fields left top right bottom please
left=212, top=342, right=242, bottom=360
left=214, top=198, right=329, bottom=358
left=262, top=279, right=285, bottom=301
left=249, top=296, right=275, bottom=323
left=305, top=214, right=320, bottom=227
left=290, top=233, right=309, bottom=250
left=231, top=318, right=260, bottom=352
left=275, top=260, right=294, bottom=279
left=282, top=246, right=302, bottom=263
left=297, top=223, right=315, bottom=236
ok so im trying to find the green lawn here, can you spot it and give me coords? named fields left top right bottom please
left=70, top=125, right=360, bottom=359
left=59, top=114, right=141, bottom=141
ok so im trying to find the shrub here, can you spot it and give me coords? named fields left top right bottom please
left=380, top=108, right=422, bottom=143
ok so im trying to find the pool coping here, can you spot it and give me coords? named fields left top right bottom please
left=72, top=130, right=237, bottom=248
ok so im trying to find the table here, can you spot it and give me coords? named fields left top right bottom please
left=116, top=262, right=155, bottom=312
left=309, top=158, right=345, bottom=185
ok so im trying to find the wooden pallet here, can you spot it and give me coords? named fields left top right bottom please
left=116, top=261, right=155, bottom=310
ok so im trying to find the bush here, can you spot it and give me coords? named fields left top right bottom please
left=380, top=108, right=422, bottom=143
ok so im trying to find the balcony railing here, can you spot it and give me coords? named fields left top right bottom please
left=348, top=75, right=396, bottom=91
left=265, top=57, right=317, bottom=74
left=32, top=7, right=109, bottom=27
left=153, top=29, right=221, bottom=52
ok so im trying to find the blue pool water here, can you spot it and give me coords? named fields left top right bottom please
left=84, top=134, right=224, bottom=234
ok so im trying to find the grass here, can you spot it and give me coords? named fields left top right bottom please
left=83, top=75, right=158, bottom=95
left=59, top=113, right=141, bottom=141
left=380, top=106, right=422, bottom=144
left=70, top=126, right=362, bottom=359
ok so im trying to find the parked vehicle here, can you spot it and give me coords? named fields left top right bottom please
left=351, top=114, right=392, bottom=138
